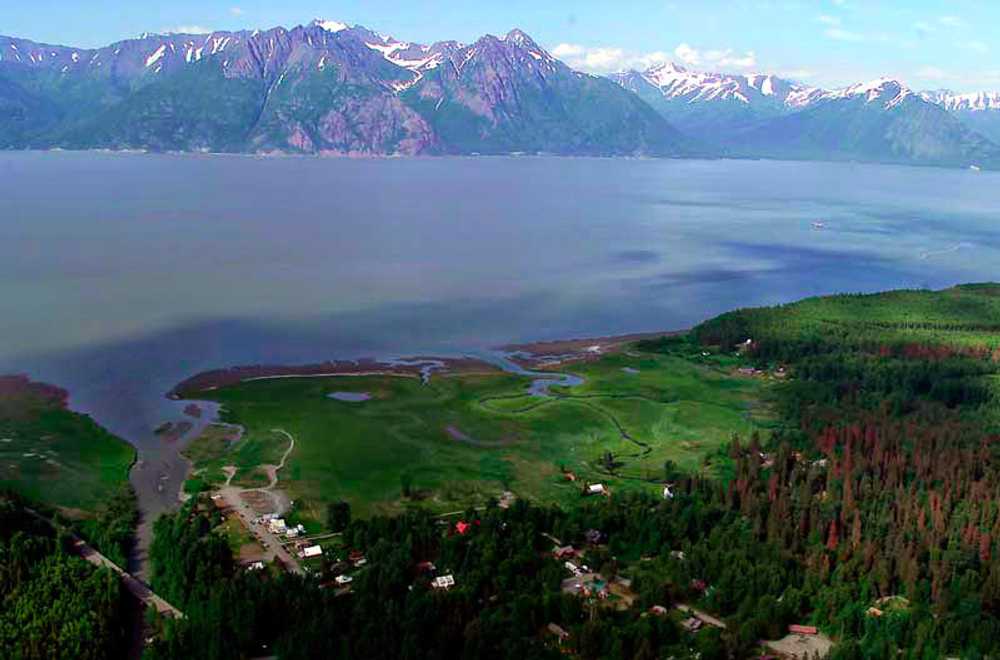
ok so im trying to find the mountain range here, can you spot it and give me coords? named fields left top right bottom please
left=1, top=20, right=998, bottom=168
left=612, top=64, right=1000, bottom=168
left=0, top=21, right=685, bottom=157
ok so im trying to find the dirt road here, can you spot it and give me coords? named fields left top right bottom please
left=216, top=428, right=302, bottom=574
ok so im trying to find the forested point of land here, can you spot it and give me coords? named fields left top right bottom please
left=137, top=284, right=1000, bottom=658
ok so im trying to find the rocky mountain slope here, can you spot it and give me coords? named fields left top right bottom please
left=0, top=22, right=687, bottom=156
left=734, top=78, right=1000, bottom=167
left=921, top=90, right=1000, bottom=144
left=3, top=21, right=999, bottom=168
left=610, top=63, right=825, bottom=138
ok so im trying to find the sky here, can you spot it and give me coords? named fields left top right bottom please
left=2, top=0, right=997, bottom=92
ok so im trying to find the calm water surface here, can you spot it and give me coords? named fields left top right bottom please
left=1, top=152, right=998, bottom=556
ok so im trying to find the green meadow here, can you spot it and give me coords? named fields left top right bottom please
left=0, top=382, right=135, bottom=513
left=181, top=346, right=774, bottom=524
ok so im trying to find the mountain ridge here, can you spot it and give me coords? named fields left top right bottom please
left=610, top=61, right=1000, bottom=168
left=2, top=22, right=999, bottom=167
left=0, top=23, right=688, bottom=157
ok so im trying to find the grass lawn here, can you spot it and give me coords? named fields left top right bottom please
left=181, top=345, right=774, bottom=525
left=0, top=378, right=135, bottom=513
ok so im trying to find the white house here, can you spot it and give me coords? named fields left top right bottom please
left=269, top=518, right=287, bottom=534
left=432, top=574, right=456, bottom=589
left=302, top=545, right=323, bottom=558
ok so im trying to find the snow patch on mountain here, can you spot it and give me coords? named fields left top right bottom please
left=831, top=78, right=913, bottom=109
left=922, top=90, right=1000, bottom=112
left=312, top=19, right=348, bottom=33
left=145, top=45, right=166, bottom=68
left=627, top=62, right=823, bottom=109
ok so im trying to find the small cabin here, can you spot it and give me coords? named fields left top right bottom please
left=432, top=574, right=456, bottom=590
left=586, top=484, right=607, bottom=496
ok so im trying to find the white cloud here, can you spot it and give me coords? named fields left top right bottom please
left=578, top=47, right=626, bottom=71
left=939, top=15, right=965, bottom=28
left=778, top=69, right=817, bottom=81
left=550, top=43, right=671, bottom=73
left=824, top=28, right=864, bottom=42
left=551, top=41, right=755, bottom=74
left=916, top=66, right=948, bottom=81
left=637, top=51, right=673, bottom=69
left=673, top=43, right=757, bottom=69
left=551, top=44, right=624, bottom=72
left=673, top=43, right=700, bottom=66
left=551, top=43, right=585, bottom=58
left=963, top=40, right=989, bottom=54
left=230, top=7, right=245, bottom=17
left=818, top=15, right=841, bottom=27
left=165, top=25, right=213, bottom=35
left=715, top=50, right=758, bottom=69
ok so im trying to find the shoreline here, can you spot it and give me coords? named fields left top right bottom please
left=4, top=149, right=994, bottom=173
left=169, top=356, right=504, bottom=396
left=167, top=329, right=687, bottom=396
left=2, top=326, right=685, bottom=577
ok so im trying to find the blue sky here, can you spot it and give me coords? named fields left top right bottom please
left=2, top=0, right=996, bottom=91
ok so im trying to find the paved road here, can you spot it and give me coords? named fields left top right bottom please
left=73, top=540, right=185, bottom=619
left=25, top=507, right=184, bottom=619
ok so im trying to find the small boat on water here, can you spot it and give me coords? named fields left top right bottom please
left=812, top=221, right=826, bottom=230
left=970, top=165, right=982, bottom=172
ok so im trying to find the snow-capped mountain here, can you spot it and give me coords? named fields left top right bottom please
left=920, top=89, right=1000, bottom=144
left=1, top=20, right=998, bottom=167
left=921, top=89, right=1000, bottom=112
left=827, top=77, right=914, bottom=109
left=614, top=62, right=824, bottom=110
left=609, top=61, right=999, bottom=167
left=610, top=63, right=827, bottom=138
left=735, top=75, right=999, bottom=167
left=0, top=22, right=685, bottom=156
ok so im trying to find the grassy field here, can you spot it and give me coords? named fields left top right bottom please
left=0, top=378, right=135, bottom=513
left=182, top=424, right=290, bottom=490
left=181, top=347, right=774, bottom=524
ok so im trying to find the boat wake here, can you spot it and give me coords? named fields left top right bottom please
left=919, top=242, right=974, bottom=260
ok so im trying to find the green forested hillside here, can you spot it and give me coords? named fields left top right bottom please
left=0, top=494, right=131, bottom=659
